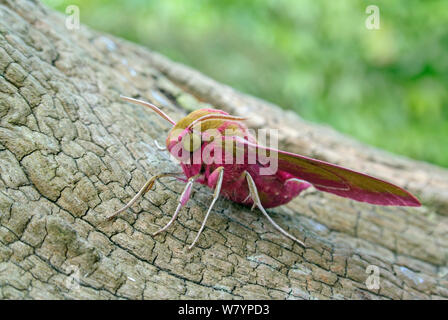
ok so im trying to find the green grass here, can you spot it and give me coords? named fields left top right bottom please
left=43, top=0, right=448, bottom=167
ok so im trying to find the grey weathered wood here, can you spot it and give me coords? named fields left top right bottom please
left=0, top=0, right=447, bottom=299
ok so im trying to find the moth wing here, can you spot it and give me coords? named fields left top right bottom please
left=232, top=138, right=420, bottom=207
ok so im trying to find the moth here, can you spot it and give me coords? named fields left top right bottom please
left=108, top=96, right=421, bottom=249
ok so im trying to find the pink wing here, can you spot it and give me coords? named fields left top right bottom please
left=233, top=138, right=421, bottom=207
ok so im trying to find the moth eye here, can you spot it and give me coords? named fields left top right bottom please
left=182, top=132, right=201, bottom=152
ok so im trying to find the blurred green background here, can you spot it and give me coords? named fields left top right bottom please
left=43, top=0, right=448, bottom=167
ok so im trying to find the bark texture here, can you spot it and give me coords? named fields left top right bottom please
left=0, top=0, right=447, bottom=299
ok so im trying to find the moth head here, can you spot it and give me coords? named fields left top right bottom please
left=166, top=108, right=241, bottom=154
left=119, top=96, right=244, bottom=157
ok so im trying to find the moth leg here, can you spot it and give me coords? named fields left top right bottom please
left=244, top=171, right=305, bottom=247
left=189, top=167, right=224, bottom=250
left=152, top=175, right=197, bottom=237
left=107, top=172, right=183, bottom=221
left=285, top=178, right=312, bottom=193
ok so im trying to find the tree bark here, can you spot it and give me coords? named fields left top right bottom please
left=0, top=0, right=447, bottom=299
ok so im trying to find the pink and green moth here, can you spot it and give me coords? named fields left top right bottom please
left=108, top=96, right=421, bottom=249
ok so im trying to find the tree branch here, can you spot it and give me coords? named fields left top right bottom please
left=0, top=0, right=447, bottom=299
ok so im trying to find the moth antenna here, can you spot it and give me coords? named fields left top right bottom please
left=187, top=114, right=246, bottom=131
left=120, top=95, right=176, bottom=126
